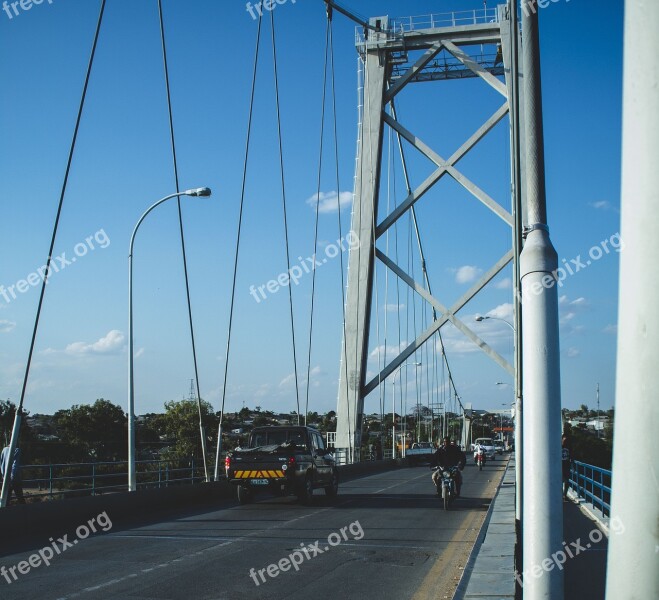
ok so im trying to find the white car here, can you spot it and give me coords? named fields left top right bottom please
left=472, top=438, right=496, bottom=460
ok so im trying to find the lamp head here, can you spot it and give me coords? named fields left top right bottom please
left=184, top=187, right=212, bottom=197
left=475, top=316, right=486, bottom=322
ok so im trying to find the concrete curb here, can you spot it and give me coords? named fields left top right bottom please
left=566, top=488, right=612, bottom=537
left=453, top=457, right=515, bottom=600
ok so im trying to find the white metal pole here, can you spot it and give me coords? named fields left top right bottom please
left=520, top=1, right=564, bottom=597
left=606, top=2, right=659, bottom=597
left=128, top=188, right=211, bottom=492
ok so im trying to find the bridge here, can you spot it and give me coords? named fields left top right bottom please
left=0, top=1, right=656, bottom=599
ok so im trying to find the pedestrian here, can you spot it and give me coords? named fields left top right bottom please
left=0, top=445, right=26, bottom=505
left=561, top=434, right=572, bottom=501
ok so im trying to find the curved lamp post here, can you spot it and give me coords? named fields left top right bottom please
left=128, top=187, right=212, bottom=492
left=475, top=315, right=515, bottom=332
left=477, top=314, right=522, bottom=524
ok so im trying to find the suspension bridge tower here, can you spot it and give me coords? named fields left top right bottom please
left=336, top=4, right=523, bottom=460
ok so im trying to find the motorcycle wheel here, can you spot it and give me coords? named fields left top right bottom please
left=442, top=485, right=449, bottom=510
left=478, top=460, right=483, bottom=471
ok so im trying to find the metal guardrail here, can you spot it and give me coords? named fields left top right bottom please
left=16, top=458, right=208, bottom=501
left=355, top=8, right=500, bottom=45
left=390, top=8, right=499, bottom=32
left=569, top=460, right=612, bottom=517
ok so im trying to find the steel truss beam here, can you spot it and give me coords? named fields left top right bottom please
left=336, top=7, right=523, bottom=458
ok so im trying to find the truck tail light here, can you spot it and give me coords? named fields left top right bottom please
left=225, top=456, right=231, bottom=470
left=288, top=456, right=296, bottom=466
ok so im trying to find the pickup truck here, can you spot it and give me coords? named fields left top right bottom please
left=225, top=426, right=338, bottom=505
left=405, top=442, right=436, bottom=464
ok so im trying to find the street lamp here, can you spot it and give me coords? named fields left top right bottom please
left=391, top=362, right=421, bottom=459
left=475, top=315, right=515, bottom=332
left=478, top=314, right=522, bottom=524
left=128, top=187, right=212, bottom=492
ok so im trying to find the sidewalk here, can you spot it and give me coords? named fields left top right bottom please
left=454, top=456, right=608, bottom=600
left=563, top=496, right=609, bottom=600
left=456, top=454, right=516, bottom=600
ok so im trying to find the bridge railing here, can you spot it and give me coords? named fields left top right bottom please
left=390, top=8, right=499, bottom=33
left=569, top=460, right=612, bottom=517
left=355, top=8, right=500, bottom=46
left=17, top=458, right=206, bottom=501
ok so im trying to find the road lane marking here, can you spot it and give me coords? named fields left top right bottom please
left=53, top=467, right=441, bottom=600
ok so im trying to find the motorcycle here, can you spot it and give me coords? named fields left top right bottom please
left=432, top=465, right=460, bottom=510
left=474, top=447, right=486, bottom=470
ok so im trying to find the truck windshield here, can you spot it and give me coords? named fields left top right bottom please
left=252, top=430, right=305, bottom=447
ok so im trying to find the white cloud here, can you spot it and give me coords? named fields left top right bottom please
left=487, top=303, right=514, bottom=320
left=279, top=365, right=322, bottom=388
left=65, top=330, right=125, bottom=356
left=558, top=296, right=591, bottom=336
left=455, top=265, right=482, bottom=284
left=603, top=324, right=617, bottom=335
left=494, top=278, right=511, bottom=290
left=567, top=347, right=580, bottom=358
left=589, top=200, right=618, bottom=212
left=369, top=341, right=409, bottom=363
left=306, top=191, right=352, bottom=214
left=383, top=303, right=405, bottom=312
left=0, top=320, right=16, bottom=333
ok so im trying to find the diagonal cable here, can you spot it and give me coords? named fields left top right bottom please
left=1, top=0, right=107, bottom=508
left=158, top=0, right=209, bottom=482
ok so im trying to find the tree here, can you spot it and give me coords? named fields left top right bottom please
left=0, top=400, right=35, bottom=462
left=158, top=399, right=217, bottom=459
left=54, top=399, right=126, bottom=462
left=580, top=404, right=589, bottom=416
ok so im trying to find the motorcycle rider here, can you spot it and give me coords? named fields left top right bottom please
left=430, top=436, right=466, bottom=496
left=473, top=441, right=486, bottom=465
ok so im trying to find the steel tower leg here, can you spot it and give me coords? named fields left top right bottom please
left=335, top=19, right=388, bottom=459
left=606, top=2, right=659, bottom=598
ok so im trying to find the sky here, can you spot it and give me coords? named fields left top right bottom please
left=0, top=0, right=624, bottom=419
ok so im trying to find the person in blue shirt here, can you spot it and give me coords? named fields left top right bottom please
left=1, top=446, right=26, bottom=504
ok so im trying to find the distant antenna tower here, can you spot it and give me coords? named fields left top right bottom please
left=189, top=379, right=196, bottom=402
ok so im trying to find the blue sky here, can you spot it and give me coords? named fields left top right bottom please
left=0, top=0, right=623, bottom=418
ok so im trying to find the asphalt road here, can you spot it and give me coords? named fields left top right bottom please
left=1, top=457, right=509, bottom=600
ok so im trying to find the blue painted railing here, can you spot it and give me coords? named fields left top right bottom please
left=569, top=460, right=612, bottom=517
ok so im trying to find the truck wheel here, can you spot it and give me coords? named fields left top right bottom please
left=237, top=485, right=253, bottom=505
left=297, top=475, right=314, bottom=505
left=324, top=471, right=339, bottom=497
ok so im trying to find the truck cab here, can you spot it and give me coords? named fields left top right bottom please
left=225, top=426, right=338, bottom=504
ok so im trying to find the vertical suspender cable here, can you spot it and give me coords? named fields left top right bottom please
left=305, top=17, right=331, bottom=426
left=270, top=8, right=302, bottom=424
left=1, top=0, right=107, bottom=508
left=157, top=0, right=209, bottom=483
left=216, top=12, right=263, bottom=480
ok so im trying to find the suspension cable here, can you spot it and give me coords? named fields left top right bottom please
left=270, top=8, right=302, bottom=424
left=0, top=0, right=107, bottom=509
left=219, top=11, right=264, bottom=441
left=157, top=0, right=209, bottom=482
left=305, top=16, right=331, bottom=425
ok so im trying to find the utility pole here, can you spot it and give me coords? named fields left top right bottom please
left=606, top=2, right=659, bottom=598
left=519, top=0, right=564, bottom=597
